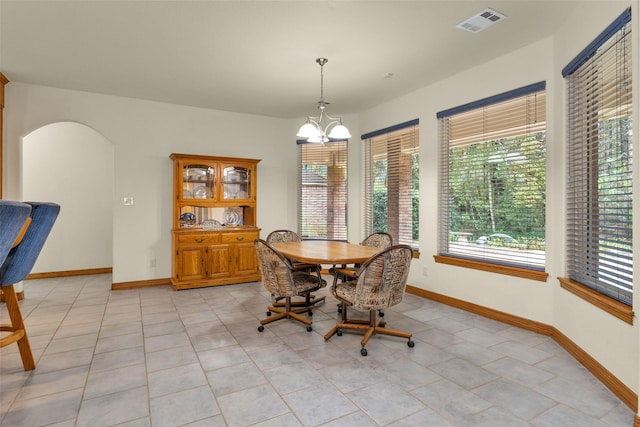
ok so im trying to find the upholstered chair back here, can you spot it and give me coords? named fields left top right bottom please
left=351, top=245, right=413, bottom=311
left=254, top=239, right=297, bottom=298
left=266, top=230, right=302, bottom=243
left=0, top=202, right=60, bottom=286
left=361, top=232, right=393, bottom=249
left=0, top=201, right=32, bottom=268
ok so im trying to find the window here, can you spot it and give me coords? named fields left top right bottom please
left=363, top=120, right=419, bottom=248
left=298, top=140, right=347, bottom=240
left=436, top=83, right=547, bottom=275
left=562, top=8, right=632, bottom=306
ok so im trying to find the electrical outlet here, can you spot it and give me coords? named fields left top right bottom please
left=423, top=266, right=428, bottom=276
left=150, top=258, right=156, bottom=268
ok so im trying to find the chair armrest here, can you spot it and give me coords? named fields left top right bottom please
left=330, top=267, right=357, bottom=278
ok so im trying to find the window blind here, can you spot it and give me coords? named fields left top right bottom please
left=363, top=120, right=419, bottom=247
left=298, top=140, right=348, bottom=240
left=438, top=83, right=546, bottom=270
left=564, top=8, right=632, bottom=305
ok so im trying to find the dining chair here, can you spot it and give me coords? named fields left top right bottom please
left=332, top=231, right=393, bottom=315
left=325, top=244, right=415, bottom=356
left=266, top=229, right=325, bottom=309
left=332, top=231, right=393, bottom=281
left=1, top=202, right=60, bottom=370
left=254, top=239, right=326, bottom=332
left=266, top=229, right=322, bottom=274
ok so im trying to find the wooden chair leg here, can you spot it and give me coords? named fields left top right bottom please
left=326, top=308, right=410, bottom=353
left=324, top=301, right=347, bottom=340
left=273, top=293, right=325, bottom=308
left=0, top=285, right=35, bottom=370
left=0, top=287, right=24, bottom=302
left=359, top=311, right=378, bottom=347
left=374, top=326, right=412, bottom=340
left=324, top=302, right=369, bottom=341
left=259, top=297, right=313, bottom=328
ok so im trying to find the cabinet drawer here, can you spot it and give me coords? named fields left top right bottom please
left=176, top=234, right=220, bottom=245
left=221, top=231, right=258, bottom=243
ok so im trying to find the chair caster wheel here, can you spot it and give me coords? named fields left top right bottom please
left=266, top=311, right=271, bottom=317
left=378, top=311, right=384, bottom=317
left=408, top=340, right=415, bottom=348
left=258, top=325, right=264, bottom=332
left=361, top=348, right=368, bottom=356
left=337, top=329, right=342, bottom=336
left=306, top=326, right=312, bottom=332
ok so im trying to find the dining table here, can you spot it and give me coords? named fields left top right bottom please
left=269, top=240, right=381, bottom=265
left=270, top=239, right=388, bottom=342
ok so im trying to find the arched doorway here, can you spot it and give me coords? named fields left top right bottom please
left=22, top=122, right=113, bottom=274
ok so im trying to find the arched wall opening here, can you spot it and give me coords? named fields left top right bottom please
left=22, top=121, right=114, bottom=274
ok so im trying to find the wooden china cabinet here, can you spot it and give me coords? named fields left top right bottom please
left=170, top=153, right=261, bottom=290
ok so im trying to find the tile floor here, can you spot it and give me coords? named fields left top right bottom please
left=0, top=274, right=635, bottom=426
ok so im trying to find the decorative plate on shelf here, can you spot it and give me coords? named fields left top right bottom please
left=223, top=207, right=243, bottom=226
left=193, top=185, right=213, bottom=199
left=179, top=212, right=197, bottom=227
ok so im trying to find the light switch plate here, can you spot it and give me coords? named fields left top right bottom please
left=124, top=197, right=134, bottom=206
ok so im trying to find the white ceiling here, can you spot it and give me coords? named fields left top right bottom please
left=0, top=1, right=599, bottom=119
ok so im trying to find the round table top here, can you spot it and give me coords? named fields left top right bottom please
left=270, top=240, right=381, bottom=264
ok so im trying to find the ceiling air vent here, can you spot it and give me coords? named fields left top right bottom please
left=456, top=8, right=506, bottom=33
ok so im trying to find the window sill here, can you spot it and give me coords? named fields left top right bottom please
left=557, top=277, right=633, bottom=324
left=433, top=255, right=548, bottom=282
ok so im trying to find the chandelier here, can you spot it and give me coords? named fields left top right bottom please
left=296, top=58, right=352, bottom=143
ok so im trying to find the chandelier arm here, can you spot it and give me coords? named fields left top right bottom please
left=322, top=119, right=342, bottom=134
left=321, top=111, right=340, bottom=121
left=306, top=117, right=322, bottom=128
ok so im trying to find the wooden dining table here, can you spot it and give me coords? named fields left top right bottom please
left=269, top=240, right=381, bottom=265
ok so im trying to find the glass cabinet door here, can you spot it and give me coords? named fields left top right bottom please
left=222, top=165, right=251, bottom=200
left=182, top=164, right=215, bottom=200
